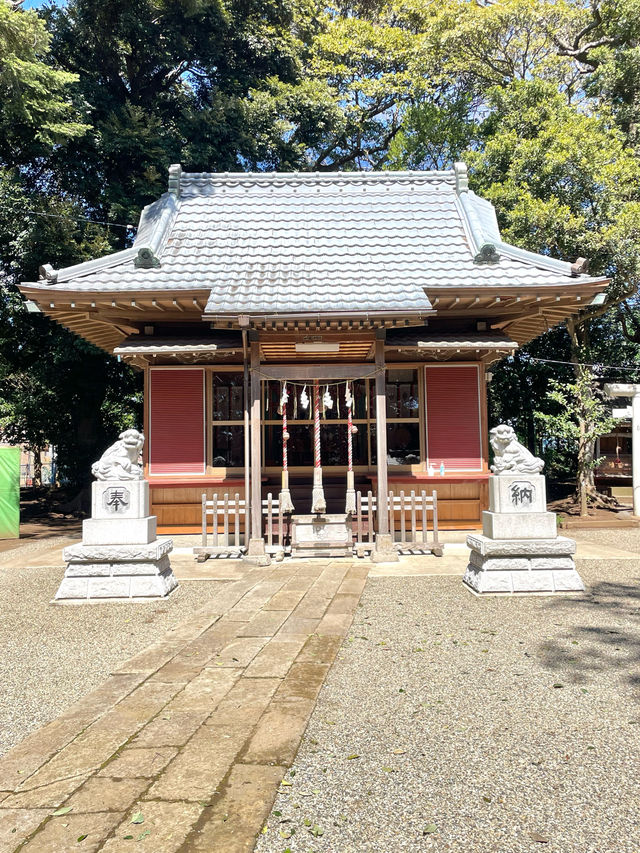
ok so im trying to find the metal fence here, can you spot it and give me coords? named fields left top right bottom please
left=20, top=462, right=56, bottom=487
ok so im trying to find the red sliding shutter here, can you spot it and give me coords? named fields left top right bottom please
left=149, top=369, right=205, bottom=475
left=425, top=365, right=482, bottom=471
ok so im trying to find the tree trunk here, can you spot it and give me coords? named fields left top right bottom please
left=32, top=447, right=43, bottom=488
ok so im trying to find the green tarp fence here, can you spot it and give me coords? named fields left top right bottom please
left=0, top=447, right=20, bottom=539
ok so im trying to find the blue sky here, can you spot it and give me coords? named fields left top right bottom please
left=23, top=1, right=62, bottom=8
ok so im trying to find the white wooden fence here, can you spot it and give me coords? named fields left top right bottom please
left=195, top=487, right=441, bottom=560
left=353, top=489, right=441, bottom=556
left=263, top=493, right=290, bottom=555
left=195, top=493, right=246, bottom=559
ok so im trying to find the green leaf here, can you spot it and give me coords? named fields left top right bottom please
left=309, top=824, right=324, bottom=837
left=52, top=807, right=73, bottom=816
left=422, top=823, right=438, bottom=835
left=130, top=812, right=144, bottom=824
left=77, top=835, right=88, bottom=842
left=346, top=753, right=360, bottom=760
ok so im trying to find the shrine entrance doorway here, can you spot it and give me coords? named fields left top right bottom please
left=247, top=352, right=396, bottom=562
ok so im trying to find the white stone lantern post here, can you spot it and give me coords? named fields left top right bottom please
left=604, top=383, right=640, bottom=516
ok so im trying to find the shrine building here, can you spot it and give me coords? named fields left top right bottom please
left=20, top=165, right=608, bottom=557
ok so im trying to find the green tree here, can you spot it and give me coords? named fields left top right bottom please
left=0, top=0, right=87, bottom=166
left=0, top=1, right=140, bottom=487
left=535, top=373, right=619, bottom=515
left=44, top=0, right=313, bottom=222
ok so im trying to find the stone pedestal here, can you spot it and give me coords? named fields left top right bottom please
left=55, top=480, right=177, bottom=602
left=291, top=514, right=352, bottom=558
left=242, top=537, right=272, bottom=567
left=464, top=473, right=584, bottom=595
left=371, top=533, right=400, bottom=563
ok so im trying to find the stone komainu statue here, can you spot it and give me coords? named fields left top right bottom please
left=489, top=424, right=544, bottom=475
left=91, top=429, right=145, bottom=481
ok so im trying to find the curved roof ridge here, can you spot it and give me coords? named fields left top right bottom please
left=180, top=168, right=456, bottom=182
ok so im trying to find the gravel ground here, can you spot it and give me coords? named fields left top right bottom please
left=572, top=526, right=640, bottom=552
left=257, top=557, right=640, bottom=853
left=0, top=560, right=221, bottom=756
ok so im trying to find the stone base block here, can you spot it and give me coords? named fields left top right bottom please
left=466, top=534, right=576, bottom=557
left=371, top=533, right=400, bottom=563
left=82, top=515, right=157, bottom=546
left=489, top=474, right=547, bottom=513
left=55, top=538, right=176, bottom=601
left=291, top=514, right=353, bottom=558
left=482, top=511, right=557, bottom=540
left=464, top=534, right=584, bottom=595
left=91, top=479, right=149, bottom=520
left=242, top=537, right=272, bottom=566
left=63, top=539, right=173, bottom=563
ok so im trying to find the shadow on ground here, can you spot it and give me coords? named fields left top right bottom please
left=539, top=561, right=640, bottom=696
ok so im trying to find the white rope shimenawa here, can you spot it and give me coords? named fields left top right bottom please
left=279, top=382, right=295, bottom=513
left=311, top=380, right=327, bottom=513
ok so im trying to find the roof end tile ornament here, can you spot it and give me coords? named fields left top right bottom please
left=168, top=163, right=182, bottom=197
left=571, top=257, right=589, bottom=277
left=134, top=247, right=161, bottom=269
left=454, top=161, right=469, bottom=194
left=39, top=263, right=58, bottom=283
left=474, top=242, right=501, bottom=265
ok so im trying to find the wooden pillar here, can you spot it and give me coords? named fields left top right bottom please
left=372, top=331, right=398, bottom=561
left=246, top=337, right=267, bottom=560
left=242, top=331, right=251, bottom=540
left=375, top=335, right=389, bottom=535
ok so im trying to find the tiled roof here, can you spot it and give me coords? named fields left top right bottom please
left=386, top=328, right=517, bottom=350
left=28, top=165, right=604, bottom=318
left=113, top=331, right=242, bottom=354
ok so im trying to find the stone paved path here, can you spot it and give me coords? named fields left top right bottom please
left=0, top=559, right=367, bottom=852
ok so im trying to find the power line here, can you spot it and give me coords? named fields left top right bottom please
left=25, top=209, right=134, bottom=231
left=529, top=356, right=640, bottom=373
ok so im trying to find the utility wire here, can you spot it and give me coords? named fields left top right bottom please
left=25, top=209, right=134, bottom=231
left=529, top=356, right=640, bottom=373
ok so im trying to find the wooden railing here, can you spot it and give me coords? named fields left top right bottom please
left=389, top=489, right=440, bottom=553
left=262, top=493, right=290, bottom=556
left=195, top=488, right=441, bottom=561
left=196, top=493, right=246, bottom=559
left=353, top=489, right=441, bottom=556
left=354, top=490, right=376, bottom=554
